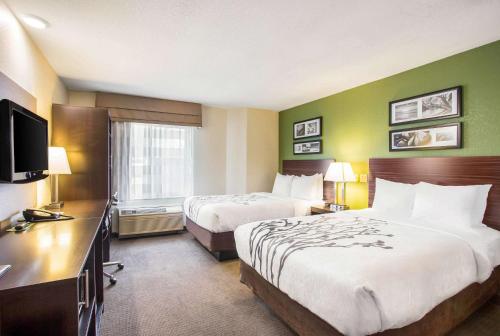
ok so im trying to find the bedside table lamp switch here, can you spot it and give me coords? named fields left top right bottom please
left=324, top=162, right=356, bottom=206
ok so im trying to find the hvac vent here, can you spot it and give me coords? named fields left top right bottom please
left=118, top=206, right=183, bottom=238
left=120, top=207, right=168, bottom=216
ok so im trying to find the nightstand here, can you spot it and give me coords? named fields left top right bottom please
left=310, top=204, right=350, bottom=215
left=310, top=205, right=334, bottom=215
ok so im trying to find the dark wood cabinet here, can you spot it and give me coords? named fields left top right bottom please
left=0, top=200, right=109, bottom=336
left=52, top=105, right=110, bottom=201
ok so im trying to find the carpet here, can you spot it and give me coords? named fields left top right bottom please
left=100, top=232, right=500, bottom=336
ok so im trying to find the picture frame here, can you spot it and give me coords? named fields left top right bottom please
left=389, top=86, right=462, bottom=126
left=293, top=140, right=322, bottom=155
left=293, top=116, right=322, bottom=140
left=389, top=122, right=462, bottom=152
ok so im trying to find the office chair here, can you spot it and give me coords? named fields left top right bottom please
left=103, top=199, right=124, bottom=285
left=103, top=261, right=124, bottom=285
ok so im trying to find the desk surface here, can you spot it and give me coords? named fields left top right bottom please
left=0, top=199, right=108, bottom=293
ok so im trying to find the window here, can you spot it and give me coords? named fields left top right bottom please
left=112, top=122, right=194, bottom=201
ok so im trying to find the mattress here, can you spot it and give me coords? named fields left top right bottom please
left=234, top=209, right=500, bottom=336
left=183, top=192, right=323, bottom=233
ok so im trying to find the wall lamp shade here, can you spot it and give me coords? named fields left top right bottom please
left=48, top=147, right=71, bottom=175
left=324, top=162, right=356, bottom=183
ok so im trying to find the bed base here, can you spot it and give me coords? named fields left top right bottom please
left=185, top=216, right=238, bottom=261
left=240, top=261, right=500, bottom=336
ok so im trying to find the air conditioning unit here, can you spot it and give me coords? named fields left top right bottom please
left=117, top=205, right=184, bottom=239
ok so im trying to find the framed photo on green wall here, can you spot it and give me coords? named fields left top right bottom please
left=389, top=122, right=462, bottom=151
left=293, top=116, right=322, bottom=140
left=389, top=86, right=462, bottom=126
left=294, top=140, right=322, bottom=155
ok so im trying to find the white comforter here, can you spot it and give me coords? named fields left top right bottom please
left=234, top=209, right=500, bottom=336
left=184, top=192, right=322, bottom=233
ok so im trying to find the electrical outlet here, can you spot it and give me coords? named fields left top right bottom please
left=359, top=174, right=368, bottom=183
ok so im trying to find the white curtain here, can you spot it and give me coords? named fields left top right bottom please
left=112, top=122, right=194, bottom=201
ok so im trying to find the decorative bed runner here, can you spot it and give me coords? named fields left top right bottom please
left=249, top=216, right=394, bottom=288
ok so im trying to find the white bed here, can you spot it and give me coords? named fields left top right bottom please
left=184, top=167, right=330, bottom=260
left=184, top=192, right=323, bottom=232
left=235, top=208, right=500, bottom=335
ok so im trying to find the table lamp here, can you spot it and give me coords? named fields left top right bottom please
left=47, top=147, right=72, bottom=209
left=324, top=162, right=357, bottom=207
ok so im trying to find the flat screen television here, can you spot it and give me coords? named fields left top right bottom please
left=0, top=99, right=48, bottom=183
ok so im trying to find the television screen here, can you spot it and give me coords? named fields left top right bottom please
left=13, top=109, right=48, bottom=172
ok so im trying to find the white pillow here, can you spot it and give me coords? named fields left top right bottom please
left=291, top=175, right=318, bottom=200
left=411, top=182, right=492, bottom=229
left=473, top=184, right=493, bottom=225
left=315, top=173, right=324, bottom=200
left=303, top=173, right=323, bottom=200
left=272, top=173, right=294, bottom=196
left=372, top=178, right=416, bottom=217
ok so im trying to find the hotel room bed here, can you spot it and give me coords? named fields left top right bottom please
left=184, top=192, right=322, bottom=233
left=235, top=156, right=500, bottom=336
left=184, top=193, right=323, bottom=260
left=236, top=210, right=500, bottom=335
left=184, top=159, right=334, bottom=260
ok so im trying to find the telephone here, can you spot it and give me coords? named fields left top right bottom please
left=22, top=209, right=74, bottom=223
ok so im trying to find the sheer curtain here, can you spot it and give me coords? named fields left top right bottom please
left=112, top=122, right=194, bottom=201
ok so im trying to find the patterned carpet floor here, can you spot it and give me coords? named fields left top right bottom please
left=101, top=232, right=500, bottom=336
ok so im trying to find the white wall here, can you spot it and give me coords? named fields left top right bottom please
left=246, top=108, right=279, bottom=193
left=193, top=106, right=228, bottom=195
left=224, top=108, right=278, bottom=194
left=0, top=2, right=68, bottom=224
left=68, top=90, right=96, bottom=107
left=225, top=108, right=247, bottom=194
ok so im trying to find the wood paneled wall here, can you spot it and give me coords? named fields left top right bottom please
left=52, top=104, right=110, bottom=201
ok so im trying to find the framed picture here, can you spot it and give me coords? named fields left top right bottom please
left=293, top=140, right=322, bottom=155
left=389, top=122, right=462, bottom=152
left=293, top=116, right=322, bottom=140
left=389, top=86, right=462, bottom=126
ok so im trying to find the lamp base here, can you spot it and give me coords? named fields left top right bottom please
left=46, top=201, right=64, bottom=210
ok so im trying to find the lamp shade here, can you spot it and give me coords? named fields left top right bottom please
left=48, top=147, right=71, bottom=175
left=324, top=162, right=356, bottom=182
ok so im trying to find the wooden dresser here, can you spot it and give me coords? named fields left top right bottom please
left=0, top=200, right=110, bottom=336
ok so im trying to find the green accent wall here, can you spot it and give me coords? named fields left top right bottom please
left=279, top=40, right=500, bottom=209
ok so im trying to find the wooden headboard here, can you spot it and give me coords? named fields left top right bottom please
left=282, top=159, right=334, bottom=201
left=369, top=157, right=500, bottom=231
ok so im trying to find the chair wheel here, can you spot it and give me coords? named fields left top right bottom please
left=110, top=277, right=117, bottom=285
left=118, top=263, right=124, bottom=270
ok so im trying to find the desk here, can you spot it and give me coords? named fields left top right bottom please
left=0, top=199, right=109, bottom=336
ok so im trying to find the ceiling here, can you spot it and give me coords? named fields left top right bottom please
left=6, top=0, right=500, bottom=111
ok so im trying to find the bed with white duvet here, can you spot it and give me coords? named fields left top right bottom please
left=235, top=178, right=500, bottom=335
left=184, top=172, right=324, bottom=233
left=184, top=192, right=322, bottom=232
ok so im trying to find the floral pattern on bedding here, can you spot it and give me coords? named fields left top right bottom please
left=249, top=215, right=394, bottom=287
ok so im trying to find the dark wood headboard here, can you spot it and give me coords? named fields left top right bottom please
left=282, top=159, right=334, bottom=201
left=369, top=157, right=500, bottom=231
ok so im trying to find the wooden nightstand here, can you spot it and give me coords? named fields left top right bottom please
left=310, top=205, right=334, bottom=215
left=310, top=204, right=350, bottom=215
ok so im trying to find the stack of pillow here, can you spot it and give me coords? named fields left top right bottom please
left=372, top=178, right=492, bottom=229
left=272, top=173, right=323, bottom=201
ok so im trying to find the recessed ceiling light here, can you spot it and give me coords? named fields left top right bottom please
left=22, top=14, right=49, bottom=29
